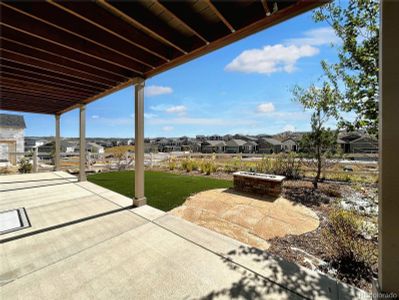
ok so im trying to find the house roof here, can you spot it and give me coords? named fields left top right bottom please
left=0, top=113, right=26, bottom=128
left=204, top=140, right=226, bottom=147
left=281, top=137, right=300, bottom=143
left=262, top=138, right=281, bottom=146
left=0, top=1, right=324, bottom=115
left=350, top=135, right=378, bottom=144
left=244, top=140, right=258, bottom=146
left=226, top=139, right=246, bottom=146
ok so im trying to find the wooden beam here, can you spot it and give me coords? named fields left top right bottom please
left=207, top=0, right=235, bottom=32
left=4, top=2, right=163, bottom=69
left=1, top=55, right=111, bottom=90
left=0, top=76, right=95, bottom=98
left=99, top=0, right=196, bottom=54
left=1, top=38, right=121, bottom=85
left=0, top=25, right=134, bottom=80
left=1, top=78, right=93, bottom=99
left=1, top=87, right=80, bottom=102
left=50, top=1, right=177, bottom=62
left=261, top=0, right=272, bottom=16
left=145, top=1, right=323, bottom=78
left=0, top=92, right=76, bottom=106
left=0, top=105, right=57, bottom=115
left=1, top=69, right=102, bottom=94
left=0, top=97, right=70, bottom=111
left=57, top=77, right=142, bottom=114
left=0, top=4, right=146, bottom=75
left=156, top=0, right=209, bottom=44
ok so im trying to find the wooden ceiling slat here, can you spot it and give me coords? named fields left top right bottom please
left=3, top=2, right=163, bottom=70
left=1, top=81, right=92, bottom=101
left=0, top=68, right=101, bottom=94
left=0, top=0, right=325, bottom=115
left=0, top=104, right=59, bottom=115
left=145, top=1, right=324, bottom=78
left=261, top=0, right=272, bottom=16
left=0, top=92, right=77, bottom=106
left=206, top=0, right=235, bottom=33
left=0, top=4, right=146, bottom=75
left=1, top=38, right=121, bottom=86
left=1, top=97, right=72, bottom=109
left=0, top=61, right=110, bottom=92
left=101, top=1, right=201, bottom=54
left=0, top=26, right=134, bottom=80
left=209, top=1, right=265, bottom=30
left=52, top=1, right=178, bottom=62
left=0, top=76, right=95, bottom=98
left=1, top=87, right=82, bottom=102
left=157, top=1, right=230, bottom=43
left=0, top=50, right=114, bottom=89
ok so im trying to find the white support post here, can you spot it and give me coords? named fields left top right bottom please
left=79, top=104, right=87, bottom=181
left=375, top=1, right=399, bottom=297
left=55, top=114, right=61, bottom=171
left=134, top=79, right=146, bottom=206
left=32, top=147, right=38, bottom=173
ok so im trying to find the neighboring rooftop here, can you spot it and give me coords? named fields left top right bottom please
left=0, top=113, right=26, bottom=129
left=262, top=137, right=282, bottom=145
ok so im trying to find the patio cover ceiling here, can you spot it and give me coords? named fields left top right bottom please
left=0, top=0, right=325, bottom=115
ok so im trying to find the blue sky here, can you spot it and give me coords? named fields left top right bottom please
left=1, top=7, right=344, bottom=138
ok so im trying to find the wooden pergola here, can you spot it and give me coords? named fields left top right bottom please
left=0, top=0, right=322, bottom=114
left=1, top=1, right=398, bottom=295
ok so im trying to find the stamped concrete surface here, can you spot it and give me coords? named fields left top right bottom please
left=171, top=188, right=320, bottom=250
left=0, top=172, right=368, bottom=299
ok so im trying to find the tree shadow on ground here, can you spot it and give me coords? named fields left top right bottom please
left=196, top=245, right=368, bottom=300
left=282, top=180, right=339, bottom=208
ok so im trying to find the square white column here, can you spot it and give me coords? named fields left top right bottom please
left=134, top=79, right=146, bottom=206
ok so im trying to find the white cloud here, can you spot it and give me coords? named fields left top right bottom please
left=150, top=104, right=187, bottom=116
left=91, top=115, right=100, bottom=119
left=225, top=44, right=319, bottom=74
left=165, top=105, right=187, bottom=115
left=162, top=126, right=174, bottom=132
left=256, top=102, right=275, bottom=113
left=144, top=113, right=157, bottom=119
left=145, top=85, right=173, bottom=97
left=283, top=124, right=296, bottom=132
left=285, top=27, right=340, bottom=46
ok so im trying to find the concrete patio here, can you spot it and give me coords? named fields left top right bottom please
left=0, top=172, right=369, bottom=299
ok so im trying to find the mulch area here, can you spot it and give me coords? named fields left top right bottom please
left=268, top=180, right=377, bottom=292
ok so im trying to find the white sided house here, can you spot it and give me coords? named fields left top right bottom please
left=0, top=113, right=26, bottom=165
left=281, top=138, right=299, bottom=152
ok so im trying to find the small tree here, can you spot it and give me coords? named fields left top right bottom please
left=313, top=0, right=379, bottom=134
left=105, top=145, right=135, bottom=171
left=293, top=83, right=339, bottom=189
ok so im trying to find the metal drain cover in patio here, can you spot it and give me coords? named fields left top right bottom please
left=0, top=208, right=30, bottom=235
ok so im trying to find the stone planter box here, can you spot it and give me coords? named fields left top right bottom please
left=233, top=171, right=285, bottom=197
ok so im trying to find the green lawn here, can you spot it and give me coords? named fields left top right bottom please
left=88, top=170, right=232, bottom=211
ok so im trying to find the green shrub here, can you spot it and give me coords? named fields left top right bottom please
left=200, top=160, right=216, bottom=175
left=168, top=158, right=176, bottom=171
left=255, top=153, right=301, bottom=179
left=180, top=158, right=200, bottom=173
left=18, top=157, right=32, bottom=173
left=322, top=207, right=377, bottom=283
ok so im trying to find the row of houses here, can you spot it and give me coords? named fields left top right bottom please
left=1, top=113, right=378, bottom=167
left=149, top=133, right=378, bottom=154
